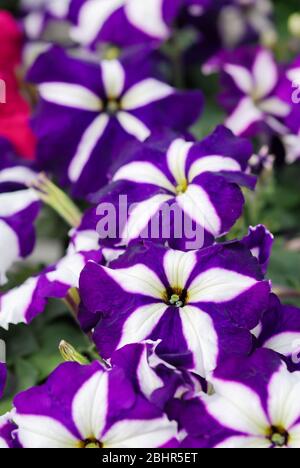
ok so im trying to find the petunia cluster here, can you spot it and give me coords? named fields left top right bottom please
left=0, top=0, right=300, bottom=450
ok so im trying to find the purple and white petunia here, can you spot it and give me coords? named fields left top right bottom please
left=287, top=56, right=300, bottom=90
left=79, top=241, right=270, bottom=377
left=110, top=341, right=205, bottom=409
left=0, top=139, right=37, bottom=193
left=216, top=0, right=275, bottom=49
left=0, top=140, right=40, bottom=285
left=22, top=0, right=72, bottom=41
left=173, top=349, right=300, bottom=448
left=241, top=225, right=274, bottom=274
left=0, top=413, right=17, bottom=449
left=71, top=221, right=125, bottom=265
left=0, top=228, right=102, bottom=330
left=282, top=130, right=300, bottom=164
left=69, top=0, right=182, bottom=48
left=255, top=294, right=300, bottom=371
left=13, top=360, right=179, bottom=448
left=28, top=46, right=203, bottom=198
left=282, top=59, right=300, bottom=163
left=183, top=0, right=276, bottom=67
left=88, top=126, right=255, bottom=250
left=205, top=47, right=291, bottom=137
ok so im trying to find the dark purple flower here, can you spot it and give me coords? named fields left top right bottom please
left=255, top=294, right=300, bottom=371
left=13, top=360, right=179, bottom=448
left=205, top=47, right=291, bottom=137
left=241, top=225, right=273, bottom=274
left=0, top=413, right=17, bottom=449
left=282, top=57, right=300, bottom=163
left=28, top=46, right=203, bottom=198
left=0, top=140, right=40, bottom=285
left=85, top=126, right=255, bottom=250
left=111, top=341, right=206, bottom=409
left=79, top=241, right=270, bottom=377
left=22, top=0, right=72, bottom=41
left=69, top=0, right=182, bottom=48
left=172, top=349, right=300, bottom=448
left=0, top=228, right=102, bottom=329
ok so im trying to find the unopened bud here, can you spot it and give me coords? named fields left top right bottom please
left=288, top=13, right=300, bottom=38
left=59, top=341, right=89, bottom=365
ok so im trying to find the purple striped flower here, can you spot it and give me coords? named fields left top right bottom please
left=89, top=126, right=254, bottom=250
left=111, top=341, right=205, bottom=409
left=282, top=129, right=300, bottom=164
left=241, top=225, right=274, bottom=274
left=79, top=241, right=271, bottom=377
left=0, top=143, right=40, bottom=285
left=205, top=47, right=291, bottom=137
left=283, top=57, right=300, bottom=163
left=22, top=0, right=72, bottom=40
left=28, top=46, right=203, bottom=198
left=173, top=349, right=300, bottom=448
left=255, top=295, right=300, bottom=371
left=13, top=360, right=179, bottom=448
left=0, top=230, right=102, bottom=329
left=0, top=413, right=17, bottom=449
left=217, top=0, right=275, bottom=49
left=0, top=139, right=37, bottom=192
left=69, top=0, right=182, bottom=48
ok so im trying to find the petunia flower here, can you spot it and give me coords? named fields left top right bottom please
left=282, top=132, right=300, bottom=164
left=28, top=46, right=203, bottom=198
left=69, top=0, right=183, bottom=48
left=256, top=294, right=300, bottom=372
left=87, top=126, right=255, bottom=250
left=13, top=360, right=179, bottom=448
left=22, top=0, right=72, bottom=41
left=79, top=241, right=270, bottom=377
left=0, top=142, right=40, bottom=285
left=0, top=139, right=37, bottom=192
left=0, top=227, right=102, bottom=330
left=110, top=341, right=206, bottom=409
left=173, top=349, right=300, bottom=448
left=241, top=225, right=274, bottom=274
left=217, top=0, right=276, bottom=49
left=287, top=56, right=300, bottom=88
left=205, top=47, right=291, bottom=137
left=282, top=60, right=300, bottom=163
left=183, top=0, right=276, bottom=68
left=0, top=12, right=36, bottom=159
left=0, top=413, right=17, bottom=449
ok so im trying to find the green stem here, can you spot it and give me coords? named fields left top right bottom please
left=273, top=285, right=300, bottom=300
left=31, top=173, right=82, bottom=228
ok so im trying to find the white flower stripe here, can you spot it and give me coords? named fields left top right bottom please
left=38, top=82, right=102, bottom=111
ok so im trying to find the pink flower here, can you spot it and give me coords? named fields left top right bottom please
left=0, top=11, right=36, bottom=160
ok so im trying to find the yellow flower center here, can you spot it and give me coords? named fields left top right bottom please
left=105, top=98, right=120, bottom=114
left=164, top=287, right=188, bottom=308
left=175, top=179, right=188, bottom=195
left=267, top=426, right=289, bottom=447
left=78, top=438, right=103, bottom=449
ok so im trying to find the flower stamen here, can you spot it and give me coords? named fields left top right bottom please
left=165, top=288, right=188, bottom=308
left=80, top=438, right=103, bottom=449
left=268, top=426, right=289, bottom=447
left=175, top=180, right=188, bottom=195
